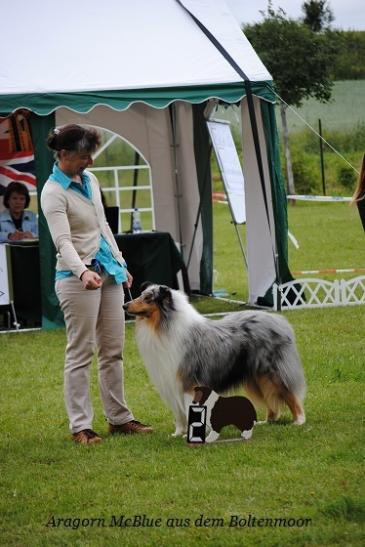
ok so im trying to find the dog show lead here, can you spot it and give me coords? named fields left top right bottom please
left=41, top=124, right=152, bottom=444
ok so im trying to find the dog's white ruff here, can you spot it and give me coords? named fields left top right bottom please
left=136, top=290, right=203, bottom=436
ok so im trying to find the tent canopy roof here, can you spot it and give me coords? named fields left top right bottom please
left=1, top=0, right=273, bottom=114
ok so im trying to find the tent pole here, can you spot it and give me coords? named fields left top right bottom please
left=186, top=141, right=212, bottom=270
left=232, top=221, right=248, bottom=291
left=169, top=104, right=185, bottom=260
left=233, top=222, right=248, bottom=269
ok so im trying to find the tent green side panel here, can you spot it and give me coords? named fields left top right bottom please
left=193, top=103, right=213, bottom=295
left=2, top=82, right=275, bottom=115
left=258, top=101, right=294, bottom=307
left=30, top=113, right=64, bottom=329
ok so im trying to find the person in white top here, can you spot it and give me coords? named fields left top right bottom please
left=41, top=124, right=153, bottom=444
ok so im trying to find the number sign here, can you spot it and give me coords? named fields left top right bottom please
left=187, top=405, right=207, bottom=443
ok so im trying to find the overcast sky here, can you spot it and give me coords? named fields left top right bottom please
left=226, top=0, right=365, bottom=30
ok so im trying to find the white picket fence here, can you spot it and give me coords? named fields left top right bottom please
left=273, top=275, right=365, bottom=310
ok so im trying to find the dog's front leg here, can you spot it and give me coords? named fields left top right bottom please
left=171, top=409, right=187, bottom=437
left=171, top=422, right=186, bottom=437
left=171, top=391, right=189, bottom=437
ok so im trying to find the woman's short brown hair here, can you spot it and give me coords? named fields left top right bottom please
left=47, top=124, right=101, bottom=156
left=3, top=181, right=30, bottom=209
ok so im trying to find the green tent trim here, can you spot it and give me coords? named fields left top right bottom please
left=3, top=82, right=275, bottom=115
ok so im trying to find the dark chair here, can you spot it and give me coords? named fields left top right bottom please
left=105, top=206, right=120, bottom=234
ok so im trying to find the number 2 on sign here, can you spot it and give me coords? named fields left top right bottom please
left=187, top=405, right=207, bottom=443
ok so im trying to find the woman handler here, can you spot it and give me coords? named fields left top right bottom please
left=41, top=124, right=152, bottom=444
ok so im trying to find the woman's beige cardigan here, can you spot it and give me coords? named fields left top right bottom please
left=41, top=171, right=125, bottom=279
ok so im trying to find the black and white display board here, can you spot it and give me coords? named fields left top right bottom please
left=207, top=119, right=246, bottom=225
left=0, top=244, right=11, bottom=305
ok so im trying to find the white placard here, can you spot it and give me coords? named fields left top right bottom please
left=0, top=244, right=11, bottom=305
left=207, top=119, right=246, bottom=224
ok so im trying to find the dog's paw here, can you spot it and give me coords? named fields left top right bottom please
left=241, top=429, right=253, bottom=440
left=171, top=429, right=185, bottom=437
left=293, top=414, right=306, bottom=425
left=205, top=431, right=220, bottom=443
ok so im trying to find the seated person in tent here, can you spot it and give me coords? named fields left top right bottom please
left=0, top=182, right=38, bottom=242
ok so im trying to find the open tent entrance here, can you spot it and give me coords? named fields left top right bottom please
left=87, top=126, right=155, bottom=234
left=53, top=103, right=210, bottom=291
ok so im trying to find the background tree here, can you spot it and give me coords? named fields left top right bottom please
left=332, top=31, right=365, bottom=80
left=244, top=2, right=338, bottom=194
left=301, top=0, right=334, bottom=32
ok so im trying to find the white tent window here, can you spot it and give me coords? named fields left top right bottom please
left=89, top=128, right=155, bottom=233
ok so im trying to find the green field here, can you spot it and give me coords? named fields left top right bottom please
left=1, top=201, right=364, bottom=546
left=217, top=80, right=365, bottom=133
left=285, top=80, right=365, bottom=133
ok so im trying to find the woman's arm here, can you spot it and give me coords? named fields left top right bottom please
left=41, top=184, right=88, bottom=279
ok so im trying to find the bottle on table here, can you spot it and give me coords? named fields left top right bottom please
left=132, top=208, right=142, bottom=233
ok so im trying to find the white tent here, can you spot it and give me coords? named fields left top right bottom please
left=0, top=0, right=293, bottom=327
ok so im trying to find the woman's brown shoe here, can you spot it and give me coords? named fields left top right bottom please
left=72, top=429, right=102, bottom=444
left=109, top=420, right=153, bottom=435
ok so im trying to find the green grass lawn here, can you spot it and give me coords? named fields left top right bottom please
left=1, top=202, right=364, bottom=546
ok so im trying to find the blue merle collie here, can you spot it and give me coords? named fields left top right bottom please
left=124, top=284, right=306, bottom=436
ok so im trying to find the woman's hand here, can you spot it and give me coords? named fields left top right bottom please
left=22, top=231, right=35, bottom=239
left=123, top=270, right=133, bottom=289
left=8, top=231, right=26, bottom=241
left=8, top=230, right=35, bottom=241
left=80, top=270, right=102, bottom=290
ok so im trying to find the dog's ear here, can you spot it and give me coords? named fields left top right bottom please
left=140, top=281, right=153, bottom=292
left=157, top=285, right=175, bottom=309
left=158, top=285, right=172, bottom=301
left=158, top=285, right=175, bottom=310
